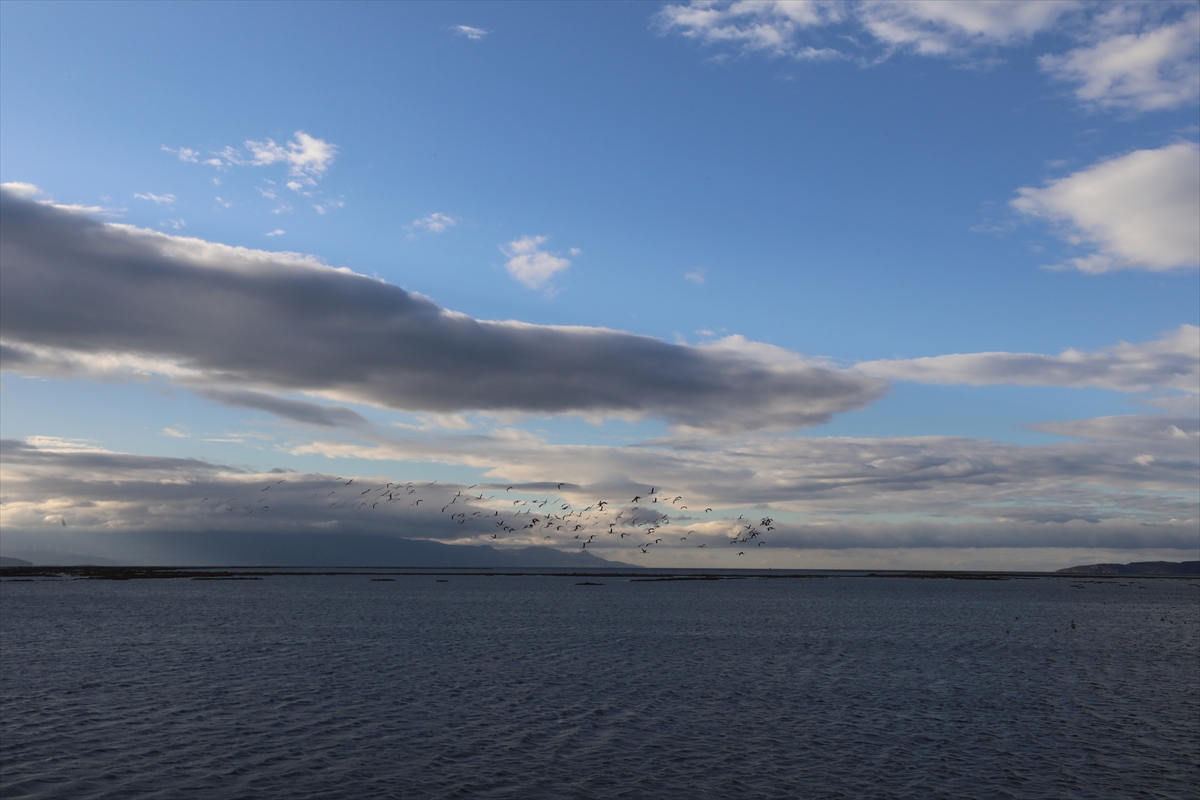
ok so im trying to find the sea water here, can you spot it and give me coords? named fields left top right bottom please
left=2, top=573, right=1197, bottom=799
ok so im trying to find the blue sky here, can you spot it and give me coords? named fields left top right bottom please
left=1, top=1, right=1197, bottom=569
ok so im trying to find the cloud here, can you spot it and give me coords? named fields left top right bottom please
left=161, top=146, right=199, bottom=163
left=312, top=198, right=345, bottom=215
left=501, top=235, right=573, bottom=290
left=656, top=0, right=1072, bottom=59
left=856, top=0, right=1077, bottom=56
left=134, top=192, right=176, bottom=205
left=655, top=0, right=847, bottom=59
left=1030, top=413, right=1199, bottom=444
left=407, top=213, right=458, bottom=235
left=4, top=393, right=1194, bottom=556
left=170, top=133, right=339, bottom=192
left=1040, top=8, right=1200, bottom=111
left=0, top=189, right=885, bottom=434
left=0, top=182, right=42, bottom=198
left=265, top=229, right=285, bottom=237
left=295, top=409, right=1199, bottom=516
left=684, top=268, right=706, bottom=284
left=244, top=131, right=338, bottom=185
left=655, top=2, right=1198, bottom=115
left=451, top=25, right=490, bottom=41
left=857, top=325, right=1200, bottom=394
left=194, top=388, right=369, bottom=427
left=1011, top=142, right=1200, bottom=272
left=0, top=183, right=120, bottom=217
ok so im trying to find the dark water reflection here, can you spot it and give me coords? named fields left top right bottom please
left=2, top=574, right=1197, bottom=798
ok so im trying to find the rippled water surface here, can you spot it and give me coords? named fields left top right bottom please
left=2, top=573, right=1198, bottom=799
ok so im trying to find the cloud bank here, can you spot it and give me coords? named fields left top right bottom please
left=2, top=403, right=1194, bottom=555
left=0, top=189, right=885, bottom=434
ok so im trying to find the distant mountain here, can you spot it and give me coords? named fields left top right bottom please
left=1056, top=560, right=1199, bottom=576
left=3, top=532, right=633, bottom=568
left=0, top=556, right=34, bottom=567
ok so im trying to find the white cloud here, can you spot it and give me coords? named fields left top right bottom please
left=161, top=146, right=199, bottom=163
left=1011, top=142, right=1200, bottom=272
left=857, top=326, right=1200, bottom=394
left=266, top=229, right=285, bottom=237
left=857, top=0, right=1077, bottom=56
left=161, top=427, right=189, bottom=438
left=0, top=182, right=42, bottom=197
left=134, top=192, right=176, bottom=205
left=245, top=131, right=338, bottom=185
left=656, top=0, right=847, bottom=59
left=684, top=268, right=706, bottom=284
left=656, top=1, right=1072, bottom=59
left=656, top=2, right=1198, bottom=116
left=407, top=212, right=458, bottom=235
left=22, top=435, right=111, bottom=453
left=451, top=25, right=490, bottom=40
left=174, top=133, right=339, bottom=196
left=1040, top=8, right=1200, bottom=111
left=312, top=198, right=345, bottom=215
left=162, top=219, right=186, bottom=230
left=501, top=235, right=573, bottom=289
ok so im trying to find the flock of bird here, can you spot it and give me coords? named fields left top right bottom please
left=199, top=477, right=773, bottom=556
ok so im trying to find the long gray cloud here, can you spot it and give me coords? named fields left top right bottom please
left=856, top=325, right=1199, bottom=393
left=193, top=388, right=369, bottom=427
left=0, top=189, right=885, bottom=434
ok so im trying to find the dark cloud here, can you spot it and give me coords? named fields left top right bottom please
left=194, top=388, right=368, bottom=427
left=0, top=191, right=885, bottom=433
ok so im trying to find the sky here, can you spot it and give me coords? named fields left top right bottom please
left=1, top=0, right=1197, bottom=570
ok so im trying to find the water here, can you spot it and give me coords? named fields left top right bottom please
left=2, top=573, right=1197, bottom=799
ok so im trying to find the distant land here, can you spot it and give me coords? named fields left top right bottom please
left=0, top=532, right=632, bottom=569
left=1056, top=560, right=1199, bottom=576
left=0, top=556, right=33, bottom=567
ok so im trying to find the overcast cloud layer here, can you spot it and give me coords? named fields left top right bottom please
left=2, top=405, right=1195, bottom=562
left=0, top=189, right=886, bottom=434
